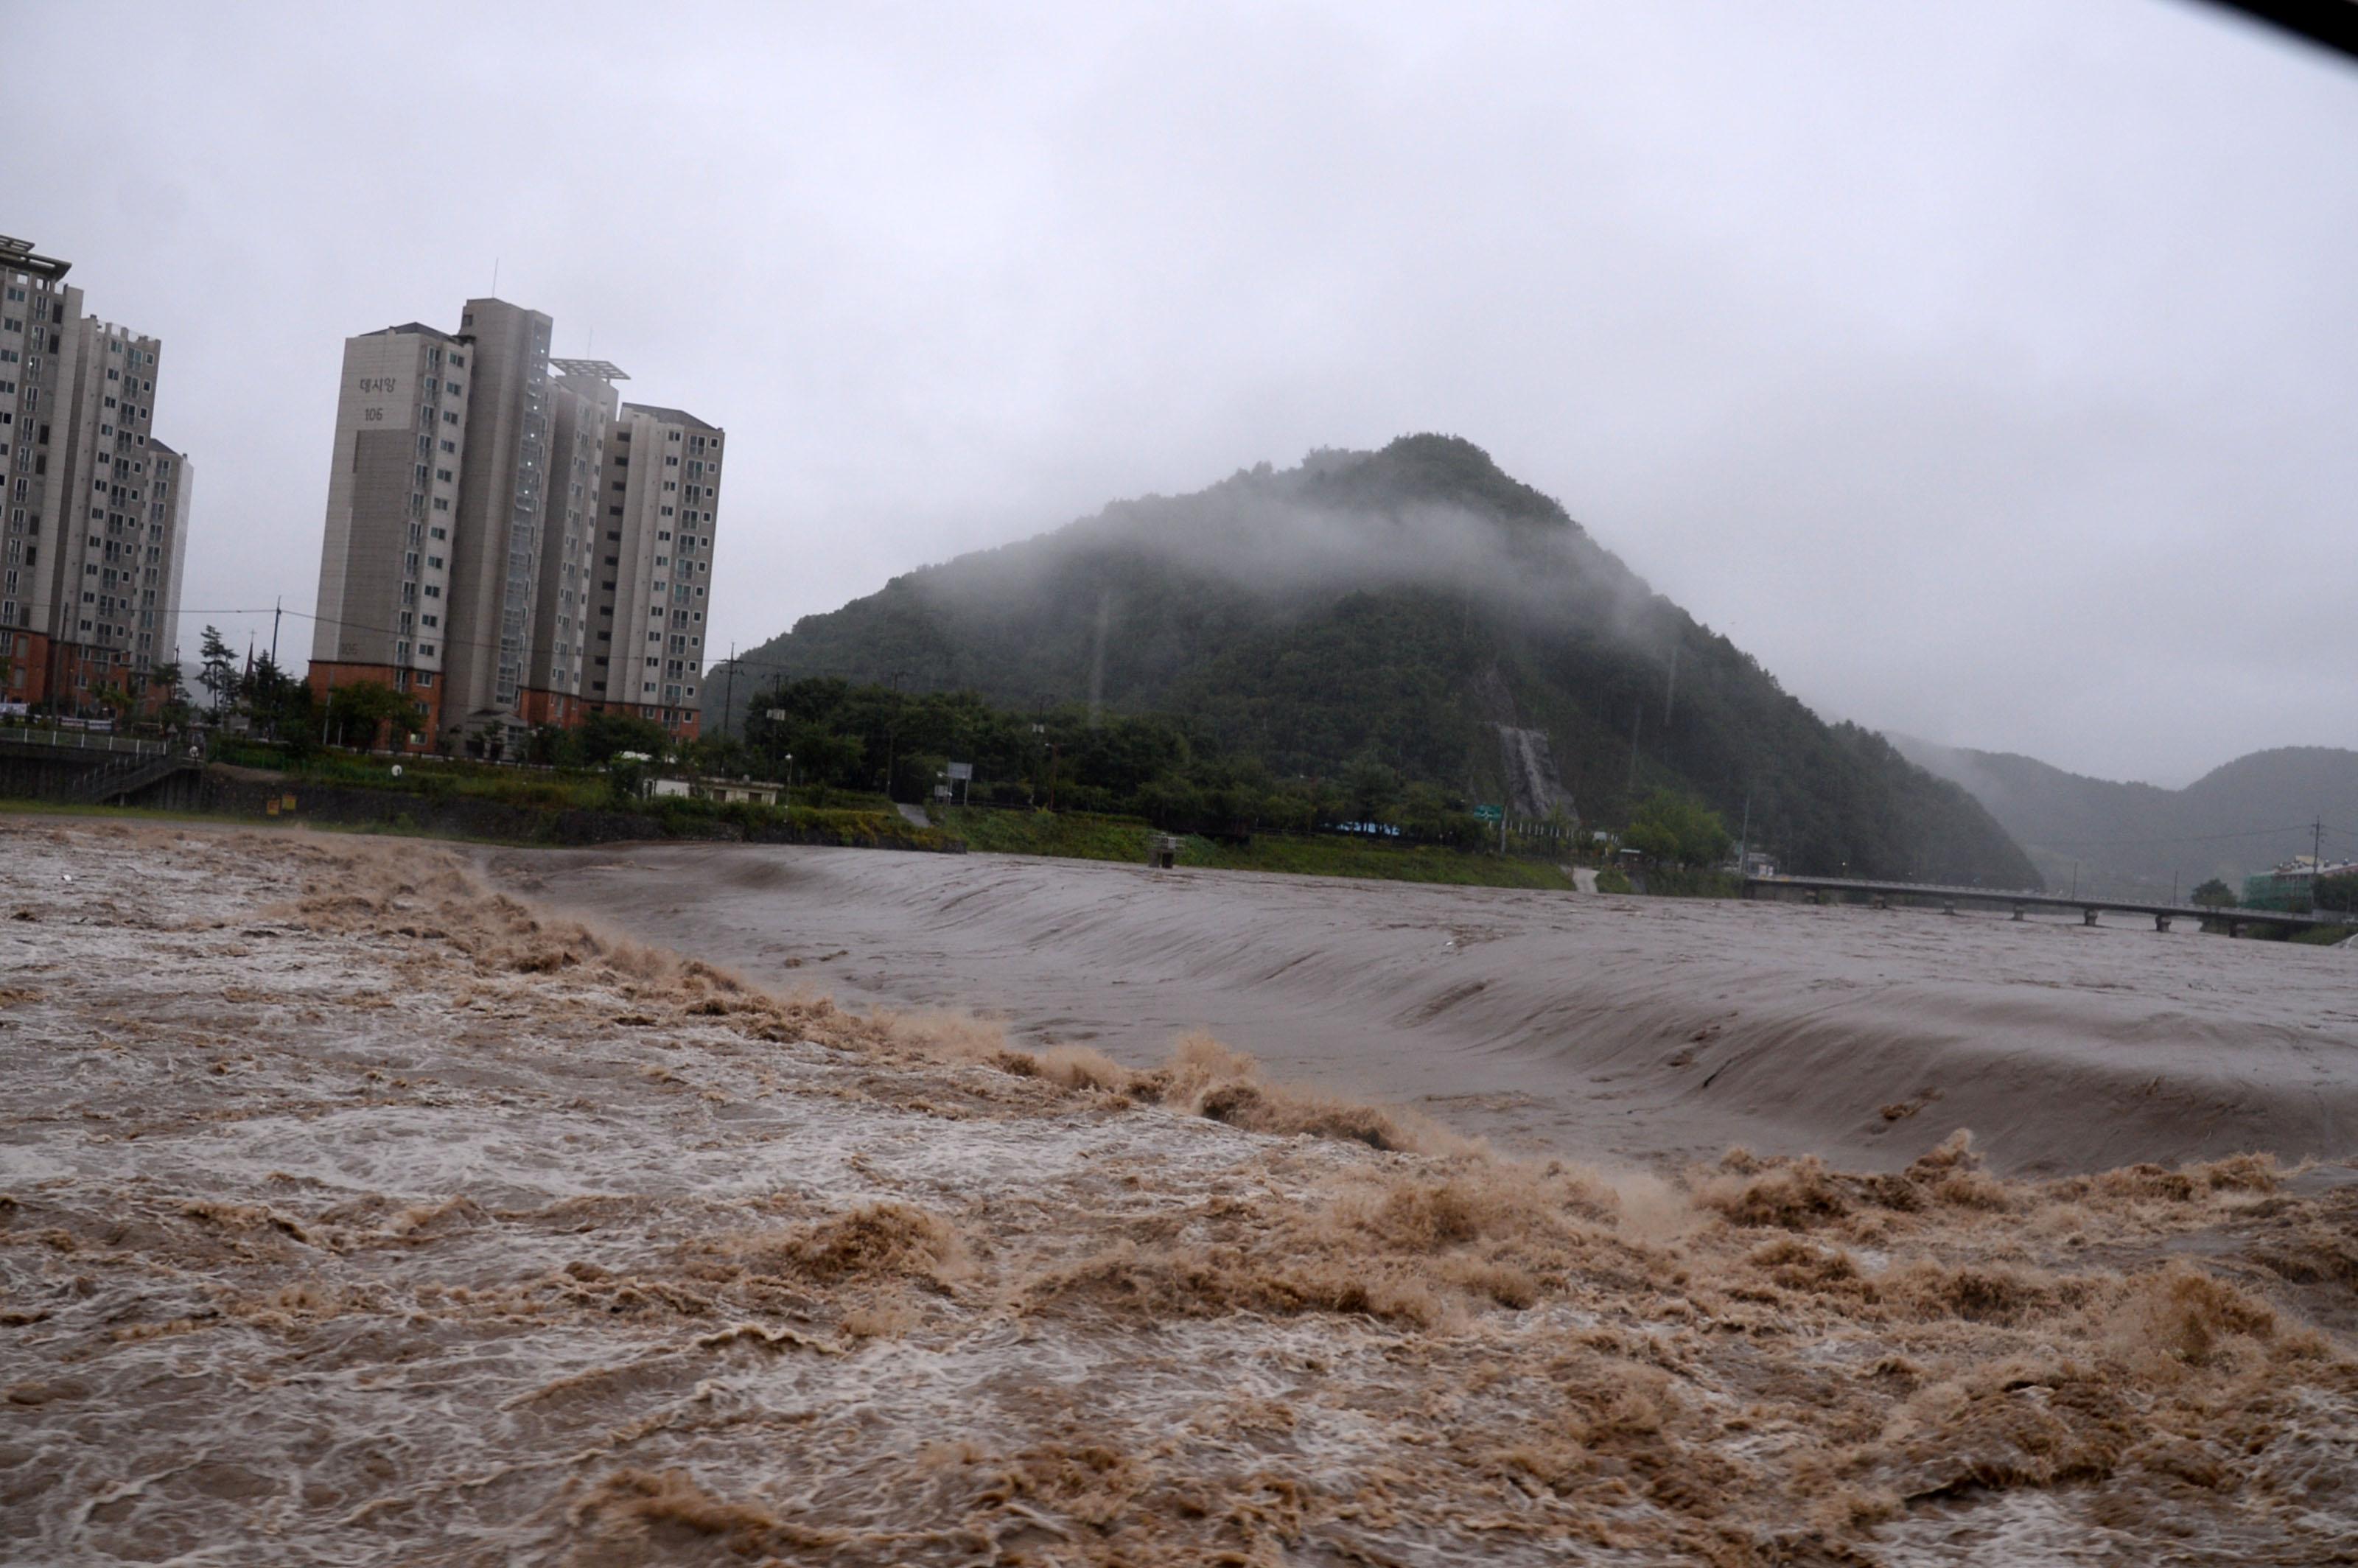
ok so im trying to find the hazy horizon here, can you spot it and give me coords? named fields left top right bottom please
left=12, top=0, right=2354, bottom=786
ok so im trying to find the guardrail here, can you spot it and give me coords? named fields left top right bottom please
left=1746, top=873, right=2357, bottom=931
left=0, top=727, right=169, bottom=759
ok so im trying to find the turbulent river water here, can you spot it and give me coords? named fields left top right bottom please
left=5, top=824, right=2354, bottom=1566
left=500, top=841, right=2358, bottom=1176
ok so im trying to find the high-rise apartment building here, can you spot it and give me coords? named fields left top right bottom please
left=584, top=402, right=723, bottom=735
left=527, top=360, right=624, bottom=729
left=436, top=298, right=550, bottom=740
left=1, top=236, right=193, bottom=715
left=307, top=321, right=470, bottom=737
left=308, top=297, right=723, bottom=752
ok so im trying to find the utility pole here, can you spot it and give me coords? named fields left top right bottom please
left=269, top=598, right=281, bottom=670
left=2313, top=816, right=2325, bottom=913
left=722, top=644, right=736, bottom=741
left=1662, top=643, right=1679, bottom=728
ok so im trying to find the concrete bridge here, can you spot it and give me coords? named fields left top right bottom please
left=1744, top=873, right=2357, bottom=938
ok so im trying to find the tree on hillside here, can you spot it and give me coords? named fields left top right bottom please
left=1622, top=790, right=1732, bottom=867
left=2189, top=878, right=2236, bottom=910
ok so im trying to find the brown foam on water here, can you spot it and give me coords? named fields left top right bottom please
left=2, top=822, right=2354, bottom=1565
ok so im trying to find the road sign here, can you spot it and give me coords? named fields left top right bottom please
left=947, top=762, right=973, bottom=781
left=1472, top=804, right=1503, bottom=823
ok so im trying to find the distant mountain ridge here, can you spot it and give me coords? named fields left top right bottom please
left=711, top=435, right=2040, bottom=886
left=1889, top=738, right=2358, bottom=900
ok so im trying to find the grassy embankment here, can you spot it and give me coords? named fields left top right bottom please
left=13, top=743, right=953, bottom=852
left=940, top=807, right=1578, bottom=890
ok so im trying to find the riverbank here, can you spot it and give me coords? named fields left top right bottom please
left=4, top=821, right=2352, bottom=1564
left=940, top=805, right=1579, bottom=889
left=0, top=769, right=962, bottom=854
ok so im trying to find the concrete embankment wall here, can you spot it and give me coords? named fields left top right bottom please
left=0, top=744, right=203, bottom=809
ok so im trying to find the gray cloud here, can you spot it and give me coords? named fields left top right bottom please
left=12, top=0, right=2353, bottom=785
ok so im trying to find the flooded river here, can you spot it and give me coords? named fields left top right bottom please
left=5, top=824, right=2354, bottom=1565
left=500, top=841, right=2358, bottom=1175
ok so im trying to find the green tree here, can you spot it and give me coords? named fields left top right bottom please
left=142, top=661, right=195, bottom=729
left=2189, top=878, right=2236, bottom=910
left=197, top=626, right=237, bottom=716
left=1339, top=755, right=1400, bottom=825
left=326, top=682, right=424, bottom=749
left=605, top=755, right=650, bottom=808
left=577, top=710, right=671, bottom=764
left=241, top=653, right=312, bottom=741
left=1623, top=790, right=1732, bottom=867
left=2317, top=872, right=2358, bottom=916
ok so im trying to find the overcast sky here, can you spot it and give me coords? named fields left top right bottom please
left=14, top=0, right=2353, bottom=785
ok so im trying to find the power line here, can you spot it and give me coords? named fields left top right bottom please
left=177, top=606, right=704, bottom=668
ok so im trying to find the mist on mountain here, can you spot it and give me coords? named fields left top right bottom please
left=713, top=435, right=2039, bottom=886
left=1892, top=737, right=2358, bottom=901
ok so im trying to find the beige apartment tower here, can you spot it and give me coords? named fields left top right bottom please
left=307, top=296, right=724, bottom=752
left=307, top=321, right=471, bottom=738
left=585, top=402, right=722, bottom=734
left=1, top=235, right=194, bottom=718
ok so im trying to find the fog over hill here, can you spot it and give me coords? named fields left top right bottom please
left=710, top=436, right=2038, bottom=886
left=1891, top=738, right=2358, bottom=901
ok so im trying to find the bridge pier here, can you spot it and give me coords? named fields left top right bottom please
left=2083, top=908, right=2099, bottom=926
left=2155, top=913, right=2172, bottom=933
left=2012, top=903, right=2026, bottom=921
left=1871, top=895, right=1888, bottom=911
left=1942, top=900, right=1956, bottom=916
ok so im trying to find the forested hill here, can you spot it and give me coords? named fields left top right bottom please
left=1890, top=738, right=2358, bottom=900
left=710, top=435, right=2040, bottom=885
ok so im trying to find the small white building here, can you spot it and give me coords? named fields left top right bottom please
left=641, top=773, right=783, bottom=806
left=697, top=777, right=783, bottom=806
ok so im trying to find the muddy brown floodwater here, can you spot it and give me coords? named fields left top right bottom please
left=4, top=822, right=2356, bottom=1567
left=497, top=841, right=2358, bottom=1176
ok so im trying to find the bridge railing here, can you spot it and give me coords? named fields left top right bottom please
left=1747, top=873, right=2357, bottom=927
